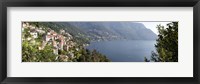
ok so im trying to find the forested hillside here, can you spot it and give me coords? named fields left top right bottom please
left=22, top=22, right=110, bottom=62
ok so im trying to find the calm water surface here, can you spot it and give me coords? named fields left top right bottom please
left=86, top=40, right=156, bottom=62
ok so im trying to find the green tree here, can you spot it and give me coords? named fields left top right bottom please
left=37, top=45, right=57, bottom=62
left=150, top=22, right=178, bottom=62
left=144, top=57, right=150, bottom=62
left=22, top=40, right=57, bottom=62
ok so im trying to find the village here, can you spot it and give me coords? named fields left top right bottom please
left=22, top=22, right=79, bottom=61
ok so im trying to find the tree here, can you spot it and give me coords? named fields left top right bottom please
left=22, top=22, right=111, bottom=62
left=22, top=40, right=57, bottom=62
left=144, top=57, right=150, bottom=62
left=150, top=22, right=178, bottom=62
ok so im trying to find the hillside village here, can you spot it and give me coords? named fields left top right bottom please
left=22, top=22, right=79, bottom=61
left=22, top=22, right=110, bottom=62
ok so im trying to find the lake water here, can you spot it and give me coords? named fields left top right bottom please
left=86, top=40, right=156, bottom=62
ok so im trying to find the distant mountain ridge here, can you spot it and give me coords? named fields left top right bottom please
left=66, top=22, right=157, bottom=41
left=39, top=22, right=157, bottom=42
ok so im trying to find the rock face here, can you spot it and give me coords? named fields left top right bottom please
left=67, top=22, right=158, bottom=41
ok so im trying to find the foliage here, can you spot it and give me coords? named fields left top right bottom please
left=144, top=57, right=150, bottom=62
left=22, top=22, right=111, bottom=62
left=76, top=49, right=111, bottom=62
left=148, top=22, right=178, bottom=62
left=22, top=40, right=57, bottom=62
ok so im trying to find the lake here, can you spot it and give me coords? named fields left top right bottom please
left=86, top=40, right=156, bottom=62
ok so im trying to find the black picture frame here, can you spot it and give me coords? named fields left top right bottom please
left=0, top=0, right=199, bottom=84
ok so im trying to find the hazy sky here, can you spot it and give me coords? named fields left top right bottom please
left=138, top=22, right=171, bottom=35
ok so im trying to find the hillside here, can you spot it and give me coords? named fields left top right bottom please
left=22, top=22, right=110, bottom=62
left=67, top=22, right=157, bottom=41
left=28, top=22, right=157, bottom=42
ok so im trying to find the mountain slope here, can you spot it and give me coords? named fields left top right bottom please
left=34, top=22, right=157, bottom=42
left=67, top=22, right=157, bottom=40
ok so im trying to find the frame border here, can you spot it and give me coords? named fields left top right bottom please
left=0, top=0, right=199, bottom=84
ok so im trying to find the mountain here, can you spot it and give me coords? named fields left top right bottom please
left=36, top=22, right=157, bottom=42
left=67, top=22, right=157, bottom=40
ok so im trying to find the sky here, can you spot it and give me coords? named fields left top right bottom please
left=138, top=22, right=172, bottom=35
